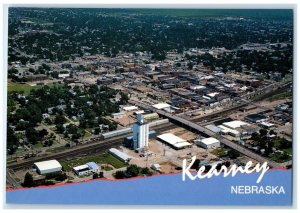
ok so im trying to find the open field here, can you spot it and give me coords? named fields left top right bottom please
left=8, top=82, right=63, bottom=95
left=8, top=82, right=38, bottom=95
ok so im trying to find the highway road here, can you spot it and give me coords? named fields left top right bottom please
left=132, top=82, right=292, bottom=168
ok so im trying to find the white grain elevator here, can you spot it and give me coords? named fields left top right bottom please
left=132, top=114, right=149, bottom=149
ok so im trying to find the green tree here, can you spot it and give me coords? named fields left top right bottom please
left=228, top=149, right=240, bottom=159
left=56, top=124, right=65, bottom=134
left=99, top=172, right=104, bottom=178
left=54, top=114, right=66, bottom=124
left=126, top=164, right=140, bottom=177
left=259, top=129, right=268, bottom=137
left=23, top=172, right=34, bottom=187
left=114, top=170, right=126, bottom=179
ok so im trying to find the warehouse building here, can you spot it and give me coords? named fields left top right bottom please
left=195, top=137, right=220, bottom=149
left=222, top=120, right=248, bottom=129
left=73, top=165, right=91, bottom=176
left=34, top=160, right=62, bottom=175
left=218, top=120, right=256, bottom=138
left=152, top=103, right=171, bottom=110
left=157, top=133, right=192, bottom=150
left=73, top=162, right=100, bottom=176
left=205, top=124, right=222, bottom=133
left=218, top=125, right=240, bottom=137
left=244, top=114, right=267, bottom=123
left=109, top=148, right=132, bottom=163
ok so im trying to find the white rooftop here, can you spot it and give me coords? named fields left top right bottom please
left=222, top=120, right=248, bottom=129
left=152, top=103, right=171, bottom=109
left=123, top=106, right=138, bottom=111
left=73, top=164, right=89, bottom=171
left=34, top=160, right=62, bottom=170
left=200, top=137, right=220, bottom=145
left=207, top=92, right=219, bottom=98
left=259, top=121, right=274, bottom=127
left=109, top=148, right=132, bottom=161
left=157, top=133, right=191, bottom=148
left=190, top=85, right=206, bottom=90
left=218, top=125, right=240, bottom=135
left=134, top=110, right=145, bottom=115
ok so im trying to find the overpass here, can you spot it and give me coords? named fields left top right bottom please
left=157, top=109, right=280, bottom=168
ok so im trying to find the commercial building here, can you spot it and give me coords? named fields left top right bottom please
left=195, top=137, right=220, bottom=149
left=218, top=120, right=256, bottom=138
left=244, top=114, right=267, bottom=123
left=222, top=120, right=248, bottom=129
left=258, top=121, right=275, bottom=129
left=218, top=125, right=240, bottom=137
left=111, top=112, right=125, bottom=119
left=152, top=103, right=171, bottom=110
left=157, top=133, right=192, bottom=150
left=73, top=162, right=100, bottom=176
left=132, top=114, right=149, bottom=149
left=73, top=165, right=91, bottom=176
left=109, top=148, right=132, bottom=163
left=34, top=160, right=62, bottom=175
left=205, top=124, right=222, bottom=133
left=123, top=106, right=138, bottom=111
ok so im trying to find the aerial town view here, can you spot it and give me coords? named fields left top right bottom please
left=6, top=8, right=293, bottom=190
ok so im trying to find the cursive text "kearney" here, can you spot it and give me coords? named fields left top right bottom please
left=182, top=156, right=269, bottom=183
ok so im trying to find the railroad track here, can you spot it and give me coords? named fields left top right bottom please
left=7, top=83, right=291, bottom=171
left=7, top=123, right=176, bottom=171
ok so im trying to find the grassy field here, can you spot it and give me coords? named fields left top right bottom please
left=7, top=82, right=38, bottom=95
left=33, top=143, right=43, bottom=149
left=8, top=82, right=62, bottom=95
left=61, top=153, right=126, bottom=171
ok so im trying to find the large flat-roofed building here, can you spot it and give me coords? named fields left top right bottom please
left=34, top=160, right=62, bottom=175
left=218, top=125, right=240, bottom=137
left=245, top=114, right=267, bottom=123
left=222, top=120, right=248, bottom=129
left=195, top=137, right=220, bottom=149
left=152, top=103, right=171, bottom=110
left=157, top=133, right=192, bottom=150
left=109, top=148, right=132, bottom=163
left=218, top=120, right=256, bottom=137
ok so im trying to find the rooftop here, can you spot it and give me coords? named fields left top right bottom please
left=157, top=133, right=191, bottom=149
left=34, top=159, right=62, bottom=170
left=222, top=120, right=248, bottom=129
left=200, top=137, right=220, bottom=145
left=152, top=103, right=171, bottom=109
